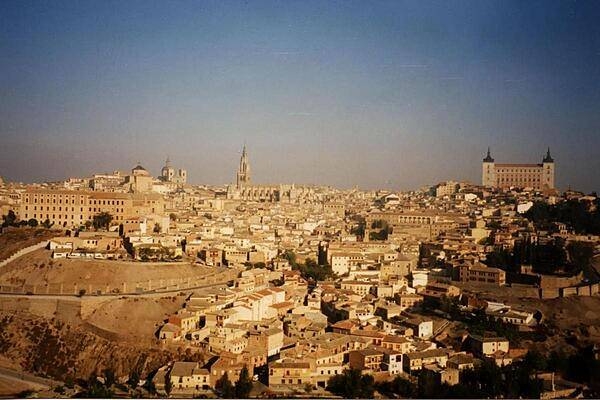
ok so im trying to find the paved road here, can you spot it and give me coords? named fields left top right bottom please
left=0, top=366, right=60, bottom=392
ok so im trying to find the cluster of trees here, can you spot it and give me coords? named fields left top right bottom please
left=333, top=354, right=543, bottom=399
left=349, top=215, right=366, bottom=238
left=137, top=246, right=179, bottom=262
left=1, top=210, right=53, bottom=229
left=283, top=250, right=334, bottom=281
left=369, top=219, right=392, bottom=241
left=485, top=237, right=594, bottom=276
left=327, top=368, right=375, bottom=398
left=214, top=366, right=253, bottom=398
left=547, top=345, right=600, bottom=394
left=74, top=368, right=149, bottom=398
left=76, top=370, right=116, bottom=398
left=92, top=212, right=113, bottom=231
left=244, top=261, right=266, bottom=269
left=422, top=296, right=522, bottom=344
left=329, top=348, right=600, bottom=399
left=1, top=210, right=18, bottom=228
left=525, top=199, right=600, bottom=234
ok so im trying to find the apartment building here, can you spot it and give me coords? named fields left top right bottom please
left=458, top=263, right=506, bottom=286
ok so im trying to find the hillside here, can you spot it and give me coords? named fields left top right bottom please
left=0, top=228, right=58, bottom=261
left=0, top=311, right=208, bottom=383
left=0, top=248, right=216, bottom=290
left=83, top=295, right=188, bottom=341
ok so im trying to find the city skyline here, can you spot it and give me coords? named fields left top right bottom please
left=3, top=2, right=600, bottom=397
left=0, top=145, right=564, bottom=191
left=1, top=0, right=600, bottom=192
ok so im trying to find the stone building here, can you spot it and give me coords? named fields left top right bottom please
left=18, top=188, right=165, bottom=228
left=160, top=157, right=187, bottom=184
left=482, top=148, right=555, bottom=190
left=126, top=164, right=154, bottom=193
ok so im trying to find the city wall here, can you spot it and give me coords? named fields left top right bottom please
left=539, top=282, right=599, bottom=299
left=0, top=267, right=239, bottom=296
left=0, top=296, right=112, bottom=322
left=538, top=272, right=584, bottom=290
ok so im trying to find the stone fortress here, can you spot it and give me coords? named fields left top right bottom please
left=482, top=148, right=555, bottom=190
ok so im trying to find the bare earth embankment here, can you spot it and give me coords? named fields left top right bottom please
left=0, top=233, right=222, bottom=392
left=0, top=311, right=208, bottom=384
left=83, top=295, right=188, bottom=341
left=0, top=248, right=215, bottom=288
left=0, top=228, right=58, bottom=261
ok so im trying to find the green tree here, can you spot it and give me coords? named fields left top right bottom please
left=376, top=375, right=417, bottom=398
left=103, top=369, right=116, bottom=387
left=215, top=372, right=235, bottom=398
left=484, top=248, right=514, bottom=271
left=350, top=222, right=365, bottom=238
left=567, top=241, right=594, bottom=270
left=525, top=199, right=600, bottom=235
left=234, top=366, right=253, bottom=398
left=127, top=370, right=140, bottom=389
left=1, top=210, right=17, bottom=227
left=165, top=375, right=172, bottom=395
left=296, top=258, right=334, bottom=281
left=282, top=249, right=299, bottom=268
left=369, top=219, right=391, bottom=240
left=418, top=368, right=445, bottom=398
left=523, top=349, right=548, bottom=372
left=80, top=374, right=114, bottom=398
left=27, top=218, right=38, bottom=227
left=327, top=368, right=374, bottom=398
left=92, top=212, right=112, bottom=231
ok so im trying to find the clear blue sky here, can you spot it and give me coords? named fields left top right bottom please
left=1, top=0, right=599, bottom=192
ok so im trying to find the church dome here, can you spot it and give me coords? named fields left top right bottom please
left=132, top=164, right=150, bottom=176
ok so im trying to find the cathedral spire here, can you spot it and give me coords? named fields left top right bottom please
left=237, top=143, right=251, bottom=188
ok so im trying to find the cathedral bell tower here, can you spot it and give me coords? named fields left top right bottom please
left=236, top=144, right=251, bottom=189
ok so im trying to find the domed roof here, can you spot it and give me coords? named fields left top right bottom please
left=132, top=163, right=151, bottom=176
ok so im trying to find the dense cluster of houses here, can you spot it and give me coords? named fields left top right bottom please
left=2, top=169, right=596, bottom=398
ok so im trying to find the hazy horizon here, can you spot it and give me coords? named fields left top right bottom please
left=1, top=1, right=600, bottom=192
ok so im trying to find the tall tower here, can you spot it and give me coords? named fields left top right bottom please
left=236, top=144, right=251, bottom=188
left=482, top=147, right=496, bottom=187
left=542, top=148, right=555, bottom=189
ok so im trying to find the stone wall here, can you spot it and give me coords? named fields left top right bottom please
left=539, top=282, right=600, bottom=299
left=538, top=272, right=584, bottom=290
left=0, top=267, right=239, bottom=296
left=0, top=297, right=111, bottom=322
left=0, top=241, right=48, bottom=268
